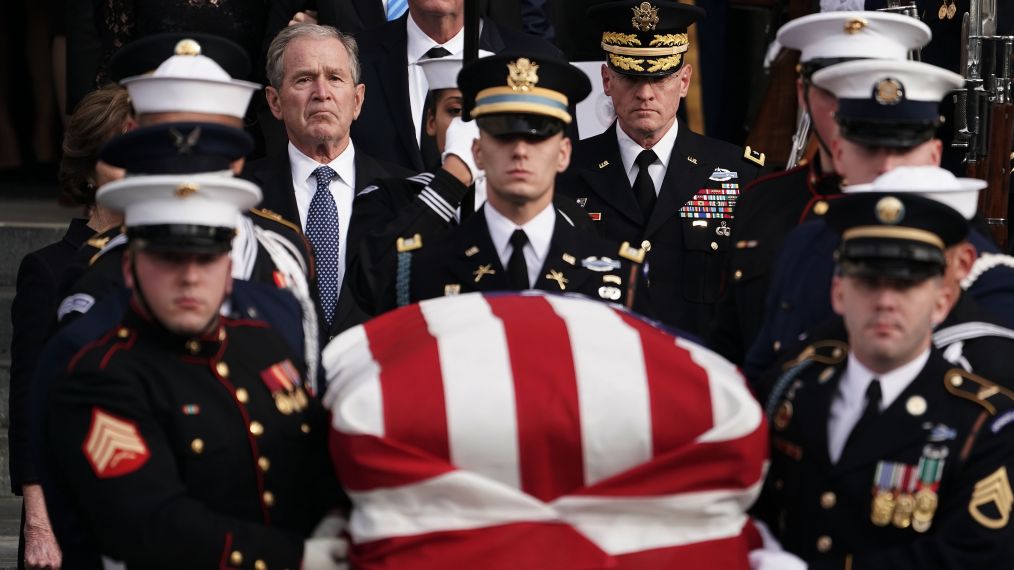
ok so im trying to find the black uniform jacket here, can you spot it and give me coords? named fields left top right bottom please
left=47, top=308, right=343, bottom=569
left=560, top=123, right=764, bottom=336
left=754, top=339, right=1014, bottom=569
left=349, top=15, right=564, bottom=172
left=406, top=205, right=639, bottom=308
left=708, top=157, right=840, bottom=365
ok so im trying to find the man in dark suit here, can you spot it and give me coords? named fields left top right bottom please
left=558, top=0, right=764, bottom=336
left=246, top=24, right=410, bottom=336
left=400, top=54, right=643, bottom=309
left=349, top=0, right=564, bottom=173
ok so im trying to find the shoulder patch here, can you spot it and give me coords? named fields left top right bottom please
left=743, top=145, right=766, bottom=167
left=84, top=407, right=150, bottom=478
left=396, top=233, right=424, bottom=253
left=618, top=241, right=646, bottom=263
left=945, top=368, right=1014, bottom=415
left=249, top=208, right=302, bottom=236
left=780, top=339, right=848, bottom=371
left=57, top=293, right=95, bottom=321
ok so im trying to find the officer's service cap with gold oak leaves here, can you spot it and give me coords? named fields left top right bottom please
left=459, top=53, right=591, bottom=137
left=588, top=0, right=705, bottom=77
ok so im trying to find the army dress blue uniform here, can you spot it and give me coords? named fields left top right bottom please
left=47, top=308, right=343, bottom=569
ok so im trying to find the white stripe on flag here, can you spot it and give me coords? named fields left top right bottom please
left=545, top=296, right=652, bottom=486
left=675, top=338, right=762, bottom=444
left=347, top=469, right=556, bottom=542
left=419, top=295, right=521, bottom=489
left=554, top=481, right=762, bottom=554
left=323, top=325, right=385, bottom=437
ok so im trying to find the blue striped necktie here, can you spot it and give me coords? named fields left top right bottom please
left=306, top=165, right=340, bottom=328
left=386, top=0, right=408, bottom=20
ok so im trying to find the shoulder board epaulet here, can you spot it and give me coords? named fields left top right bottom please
left=944, top=368, right=1014, bottom=415
left=396, top=233, right=424, bottom=253
left=780, top=339, right=848, bottom=371
left=618, top=241, right=645, bottom=263
left=743, top=145, right=766, bottom=167
left=249, top=208, right=302, bottom=236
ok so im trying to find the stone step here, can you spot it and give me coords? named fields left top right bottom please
left=0, top=222, right=69, bottom=287
left=0, top=496, right=21, bottom=567
left=0, top=287, right=12, bottom=362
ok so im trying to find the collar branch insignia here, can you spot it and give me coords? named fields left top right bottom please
left=546, top=269, right=569, bottom=290
left=473, top=264, right=496, bottom=283
left=507, top=58, right=539, bottom=92
left=632, top=2, right=660, bottom=31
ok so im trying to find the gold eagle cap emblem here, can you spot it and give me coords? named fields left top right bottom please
left=174, top=38, right=202, bottom=56
left=175, top=182, right=200, bottom=198
left=632, top=2, right=660, bottom=32
left=844, top=18, right=868, bottom=34
left=875, top=196, right=905, bottom=225
left=507, top=58, right=539, bottom=92
left=874, top=78, right=904, bottom=106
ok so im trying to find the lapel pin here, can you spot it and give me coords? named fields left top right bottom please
left=687, top=155, right=698, bottom=165
left=473, top=264, right=496, bottom=283
left=906, top=395, right=927, bottom=416
left=562, top=253, right=576, bottom=265
left=545, top=269, right=569, bottom=290
left=464, top=246, right=480, bottom=257
left=598, top=160, right=609, bottom=169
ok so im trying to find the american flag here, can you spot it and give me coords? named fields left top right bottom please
left=323, top=292, right=768, bottom=569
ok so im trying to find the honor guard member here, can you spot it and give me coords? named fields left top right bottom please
left=399, top=54, right=643, bottom=307
left=746, top=59, right=1014, bottom=379
left=46, top=173, right=348, bottom=569
left=752, top=191, right=1014, bottom=570
left=560, top=0, right=765, bottom=336
left=708, top=12, right=932, bottom=364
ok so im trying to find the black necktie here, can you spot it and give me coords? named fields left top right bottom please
left=507, top=229, right=529, bottom=290
left=419, top=46, right=452, bottom=170
left=844, top=379, right=882, bottom=456
left=633, top=149, right=658, bottom=219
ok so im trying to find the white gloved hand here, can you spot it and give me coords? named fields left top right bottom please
left=311, top=511, right=348, bottom=538
left=748, top=549, right=808, bottom=570
left=303, top=537, right=349, bottom=570
left=441, top=117, right=482, bottom=181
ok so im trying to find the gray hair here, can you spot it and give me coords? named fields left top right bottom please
left=265, top=23, right=362, bottom=89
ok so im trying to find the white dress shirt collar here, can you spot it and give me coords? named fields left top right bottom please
left=288, top=141, right=357, bottom=221
left=615, top=118, right=679, bottom=190
left=406, top=14, right=466, bottom=63
left=484, top=202, right=556, bottom=288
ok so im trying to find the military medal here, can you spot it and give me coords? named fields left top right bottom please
left=871, top=489, right=895, bottom=527
left=912, top=446, right=947, bottom=533
left=260, top=359, right=305, bottom=416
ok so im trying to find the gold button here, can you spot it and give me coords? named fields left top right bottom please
left=229, top=550, right=243, bottom=566
left=640, top=240, right=652, bottom=252
left=218, top=328, right=226, bottom=341
left=773, top=340, right=782, bottom=352
left=950, top=375, right=963, bottom=387
left=254, top=560, right=267, bottom=570
left=816, top=535, right=832, bottom=553
left=831, top=347, right=844, bottom=359
left=300, top=423, right=311, bottom=434
left=235, top=388, right=249, bottom=404
left=263, top=491, right=275, bottom=507
left=216, top=362, right=230, bottom=378
left=813, top=200, right=829, bottom=216
left=733, top=269, right=743, bottom=281
left=820, top=492, right=836, bottom=509
left=190, top=438, right=204, bottom=454
left=258, top=456, right=271, bottom=472
left=774, top=479, right=784, bottom=490
left=250, top=421, right=264, bottom=436
left=117, top=327, right=130, bottom=339
left=186, top=339, right=200, bottom=354
left=710, top=241, right=719, bottom=251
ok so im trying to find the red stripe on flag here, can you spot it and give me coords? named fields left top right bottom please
left=619, top=314, right=713, bottom=457
left=329, top=431, right=455, bottom=491
left=486, top=296, right=585, bottom=502
left=351, top=521, right=612, bottom=570
left=364, top=304, right=450, bottom=462
left=612, top=530, right=751, bottom=570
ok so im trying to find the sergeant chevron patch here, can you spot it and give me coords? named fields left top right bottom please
left=84, top=408, right=150, bottom=478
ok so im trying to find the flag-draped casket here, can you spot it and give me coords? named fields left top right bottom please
left=323, top=292, right=768, bottom=569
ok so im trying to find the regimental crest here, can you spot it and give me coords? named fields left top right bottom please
left=84, top=408, right=151, bottom=478
left=175, top=182, right=200, bottom=198
left=174, top=38, right=202, bottom=56
left=631, top=2, right=660, bottom=32
left=876, top=196, right=906, bottom=224
left=874, top=78, right=904, bottom=106
left=507, top=58, right=539, bottom=92
left=844, top=18, right=868, bottom=34
left=169, top=126, right=201, bottom=154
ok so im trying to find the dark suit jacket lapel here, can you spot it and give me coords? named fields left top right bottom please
left=645, top=128, right=712, bottom=237
left=372, top=17, right=424, bottom=171
left=445, top=213, right=510, bottom=291
left=533, top=211, right=593, bottom=293
left=352, top=150, right=390, bottom=194
left=352, top=0, right=384, bottom=28
left=791, top=366, right=842, bottom=470
left=477, top=17, right=507, bottom=53
left=252, top=154, right=301, bottom=228
left=579, top=124, right=644, bottom=227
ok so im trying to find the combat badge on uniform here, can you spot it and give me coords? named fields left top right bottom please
left=84, top=407, right=151, bottom=478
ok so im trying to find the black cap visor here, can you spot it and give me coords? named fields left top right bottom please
left=129, top=225, right=235, bottom=254
left=477, top=114, right=565, bottom=138
left=838, top=119, right=938, bottom=149
left=836, top=238, right=945, bottom=281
